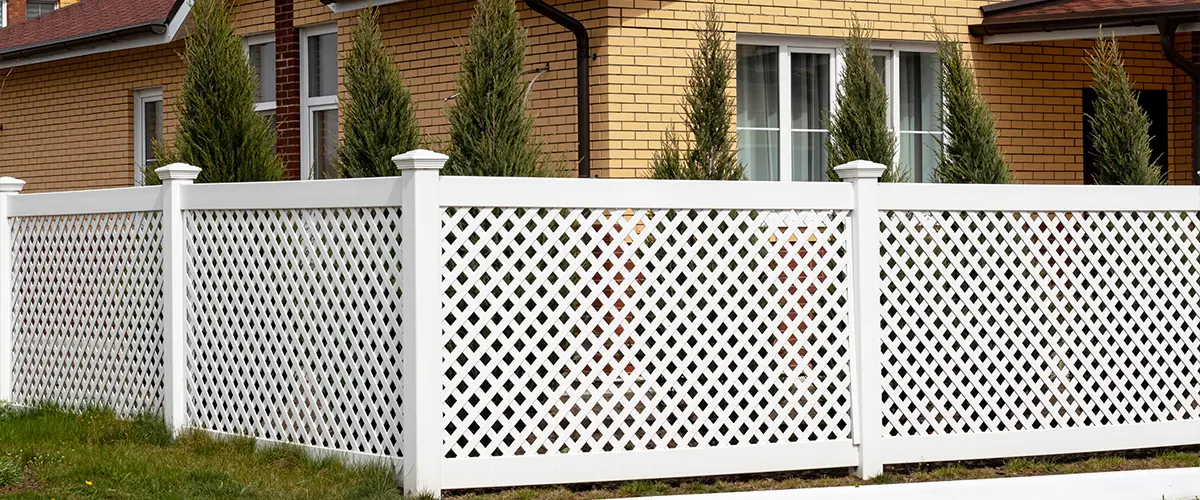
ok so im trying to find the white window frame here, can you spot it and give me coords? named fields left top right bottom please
left=737, top=35, right=942, bottom=183
left=300, top=24, right=339, bottom=180
left=2, top=0, right=8, bottom=28
left=133, top=87, right=164, bottom=186
left=244, top=33, right=277, bottom=115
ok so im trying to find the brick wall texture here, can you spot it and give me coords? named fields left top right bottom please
left=0, top=0, right=1196, bottom=192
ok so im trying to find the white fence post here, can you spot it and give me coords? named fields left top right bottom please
left=156, top=163, right=201, bottom=434
left=0, top=177, right=26, bottom=402
left=836, top=160, right=886, bottom=479
left=394, top=149, right=447, bottom=496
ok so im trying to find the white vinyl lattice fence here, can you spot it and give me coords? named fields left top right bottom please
left=10, top=211, right=164, bottom=415
left=1, top=159, right=1200, bottom=496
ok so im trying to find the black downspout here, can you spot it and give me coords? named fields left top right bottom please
left=524, top=0, right=590, bottom=178
left=1157, top=17, right=1200, bottom=185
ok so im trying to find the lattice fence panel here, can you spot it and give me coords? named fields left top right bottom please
left=443, top=207, right=854, bottom=458
left=881, top=210, right=1200, bottom=436
left=11, top=212, right=164, bottom=415
left=186, top=208, right=403, bottom=457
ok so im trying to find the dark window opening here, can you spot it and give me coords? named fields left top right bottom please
left=25, top=1, right=56, bottom=19
left=1082, top=88, right=1169, bottom=184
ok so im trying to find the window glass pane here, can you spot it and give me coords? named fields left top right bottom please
left=250, top=42, right=276, bottom=103
left=900, top=52, right=940, bottom=133
left=791, top=52, right=829, bottom=181
left=738, top=130, right=779, bottom=181
left=792, top=131, right=828, bottom=181
left=791, top=53, right=828, bottom=130
left=143, top=100, right=163, bottom=165
left=901, top=132, right=941, bottom=183
left=26, top=1, right=54, bottom=18
left=900, top=52, right=941, bottom=182
left=308, top=33, right=337, bottom=98
left=313, top=108, right=338, bottom=179
left=736, top=45, right=779, bottom=180
left=737, top=45, right=778, bottom=129
left=873, top=54, right=888, bottom=87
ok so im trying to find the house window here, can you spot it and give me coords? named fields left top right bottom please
left=736, top=38, right=942, bottom=182
left=245, top=34, right=276, bottom=123
left=301, top=25, right=338, bottom=180
left=25, top=0, right=56, bottom=19
left=2, top=0, right=7, bottom=28
left=1082, top=88, right=1169, bottom=184
left=134, top=88, right=164, bottom=185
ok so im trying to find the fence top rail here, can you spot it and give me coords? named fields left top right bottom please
left=9, top=185, right=164, bottom=217
left=880, top=183, right=1200, bottom=212
left=182, top=177, right=404, bottom=211
left=438, top=176, right=855, bottom=210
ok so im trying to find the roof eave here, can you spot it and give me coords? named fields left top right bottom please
left=971, top=5, right=1200, bottom=38
left=0, top=21, right=169, bottom=61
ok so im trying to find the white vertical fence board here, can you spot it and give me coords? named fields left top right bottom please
left=9, top=185, right=163, bottom=216
left=441, top=441, right=858, bottom=489
left=635, top=468, right=1200, bottom=500
left=883, top=421, right=1200, bottom=464
left=439, top=176, right=855, bottom=209
left=182, top=177, right=404, bottom=210
left=879, top=183, right=1200, bottom=212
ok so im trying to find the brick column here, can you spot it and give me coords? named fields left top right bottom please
left=275, top=0, right=302, bottom=179
left=7, top=0, right=25, bottom=23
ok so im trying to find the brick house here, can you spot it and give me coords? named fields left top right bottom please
left=0, top=0, right=1198, bottom=192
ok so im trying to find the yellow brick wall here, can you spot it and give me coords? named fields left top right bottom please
left=371, top=0, right=605, bottom=172
left=973, top=35, right=1194, bottom=185
left=601, top=0, right=1196, bottom=184
left=231, top=0, right=275, bottom=35
left=0, top=42, right=186, bottom=193
left=597, top=0, right=984, bottom=178
left=1, top=0, right=1195, bottom=191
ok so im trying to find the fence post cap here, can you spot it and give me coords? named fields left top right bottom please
left=392, top=149, right=448, bottom=171
left=834, top=160, right=887, bottom=180
left=0, top=177, right=25, bottom=193
left=155, top=163, right=202, bottom=181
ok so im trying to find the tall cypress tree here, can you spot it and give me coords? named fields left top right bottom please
left=1087, top=35, right=1163, bottom=185
left=147, top=0, right=282, bottom=184
left=648, top=5, right=743, bottom=180
left=337, top=7, right=421, bottom=178
left=826, top=20, right=902, bottom=182
left=444, top=0, right=555, bottom=177
left=932, top=27, right=1011, bottom=184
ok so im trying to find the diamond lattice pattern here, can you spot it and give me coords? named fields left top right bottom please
left=881, top=210, right=1200, bottom=436
left=442, top=207, right=854, bottom=458
left=11, top=213, right=164, bottom=415
left=186, top=208, right=403, bottom=457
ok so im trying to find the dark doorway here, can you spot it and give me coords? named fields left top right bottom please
left=1082, top=88, right=1169, bottom=184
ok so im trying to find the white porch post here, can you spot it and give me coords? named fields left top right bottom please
left=156, top=163, right=201, bottom=434
left=394, top=149, right=447, bottom=496
left=0, top=177, right=26, bottom=402
left=836, top=160, right=886, bottom=479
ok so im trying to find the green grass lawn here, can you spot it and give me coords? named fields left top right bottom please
left=0, top=405, right=404, bottom=499
left=0, top=405, right=1197, bottom=499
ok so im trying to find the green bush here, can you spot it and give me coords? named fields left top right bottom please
left=826, top=19, right=903, bottom=182
left=647, top=5, right=743, bottom=180
left=146, top=0, right=283, bottom=184
left=1086, top=35, right=1163, bottom=185
left=931, top=26, right=1011, bottom=184
left=444, top=0, right=558, bottom=177
left=336, top=7, right=422, bottom=178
